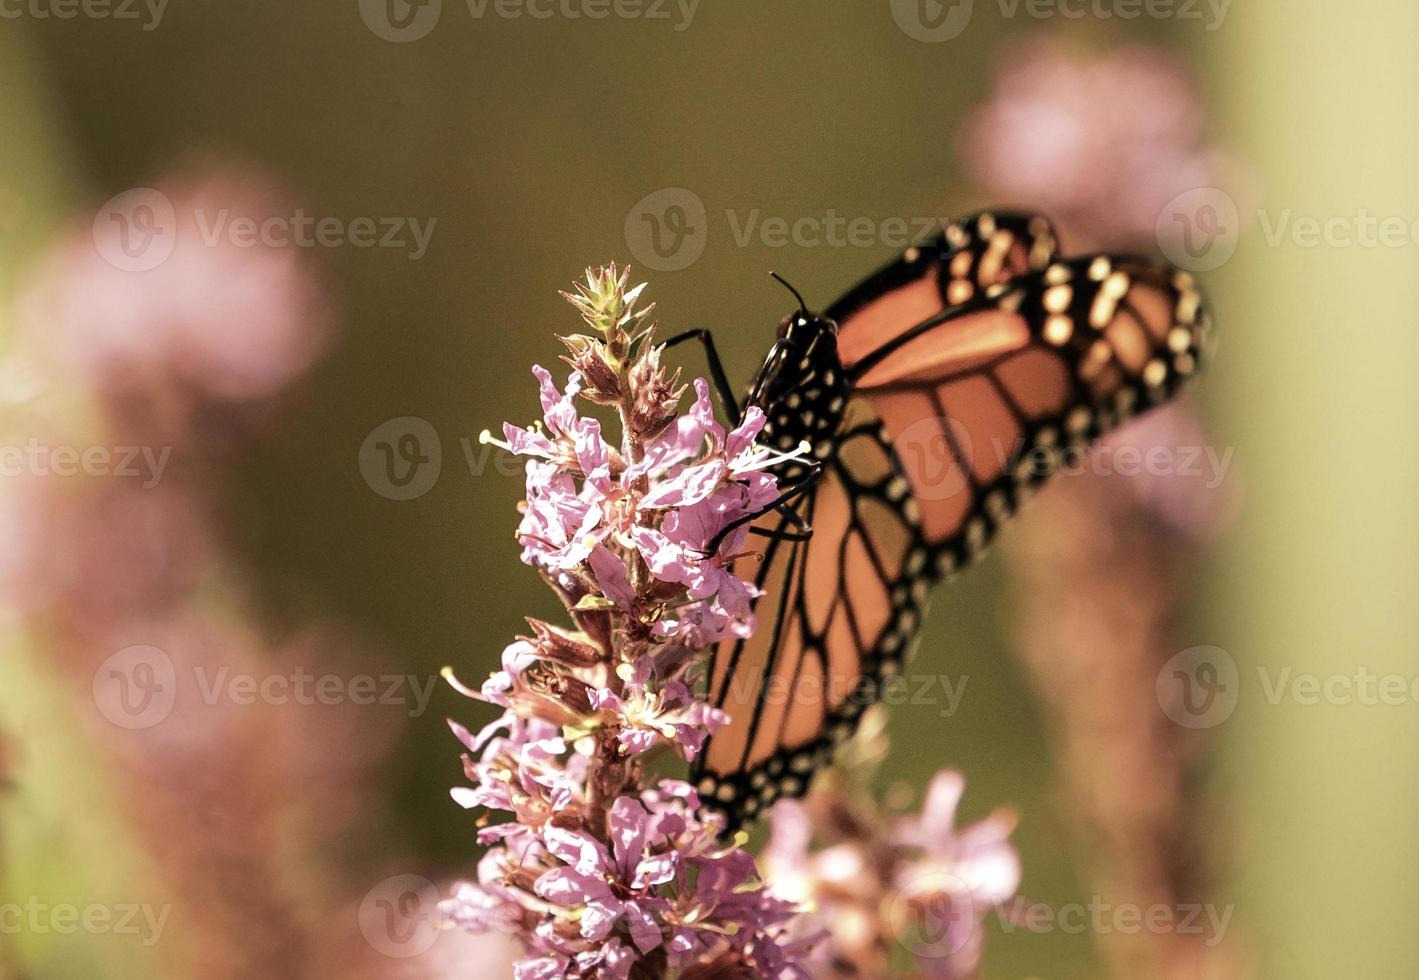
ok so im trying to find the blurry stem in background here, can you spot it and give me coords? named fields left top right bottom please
left=1002, top=434, right=1241, bottom=979
left=962, top=34, right=1249, bottom=978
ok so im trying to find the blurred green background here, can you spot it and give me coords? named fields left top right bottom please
left=2, top=1, right=1417, bottom=977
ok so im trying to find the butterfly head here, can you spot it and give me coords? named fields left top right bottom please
left=748, top=301, right=849, bottom=466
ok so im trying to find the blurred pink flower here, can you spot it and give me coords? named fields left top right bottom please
left=18, top=169, right=333, bottom=442
left=0, top=163, right=425, bottom=980
left=762, top=769, right=1019, bottom=980
left=960, top=37, right=1250, bottom=252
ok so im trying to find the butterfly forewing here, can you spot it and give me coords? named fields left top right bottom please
left=827, top=211, right=1059, bottom=367
left=851, top=256, right=1209, bottom=568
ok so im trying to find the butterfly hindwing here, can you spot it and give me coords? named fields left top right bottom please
left=695, top=419, right=932, bottom=826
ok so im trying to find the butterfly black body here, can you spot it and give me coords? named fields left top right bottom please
left=747, top=311, right=851, bottom=480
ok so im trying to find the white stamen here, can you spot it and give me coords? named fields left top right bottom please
left=733, top=439, right=814, bottom=473
left=479, top=428, right=513, bottom=452
left=440, top=666, right=480, bottom=699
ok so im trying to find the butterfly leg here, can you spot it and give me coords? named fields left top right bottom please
left=748, top=506, right=813, bottom=542
left=660, top=328, right=741, bottom=423
left=701, top=463, right=822, bottom=558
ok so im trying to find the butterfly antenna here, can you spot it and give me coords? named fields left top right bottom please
left=769, top=271, right=808, bottom=313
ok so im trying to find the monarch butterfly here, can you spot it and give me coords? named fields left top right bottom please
left=664, top=211, right=1212, bottom=831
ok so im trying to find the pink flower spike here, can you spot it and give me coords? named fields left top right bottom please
left=445, top=269, right=809, bottom=976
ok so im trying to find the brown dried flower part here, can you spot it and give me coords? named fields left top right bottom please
left=524, top=660, right=597, bottom=716
left=558, top=333, right=622, bottom=405
left=570, top=605, right=615, bottom=654
left=501, top=862, right=542, bottom=894
left=627, top=340, right=687, bottom=442
left=524, top=617, right=605, bottom=668
left=540, top=567, right=616, bottom=652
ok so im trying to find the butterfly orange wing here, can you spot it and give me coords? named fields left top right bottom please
left=849, top=253, right=1210, bottom=569
left=695, top=420, right=930, bottom=822
left=693, top=213, right=1211, bottom=829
